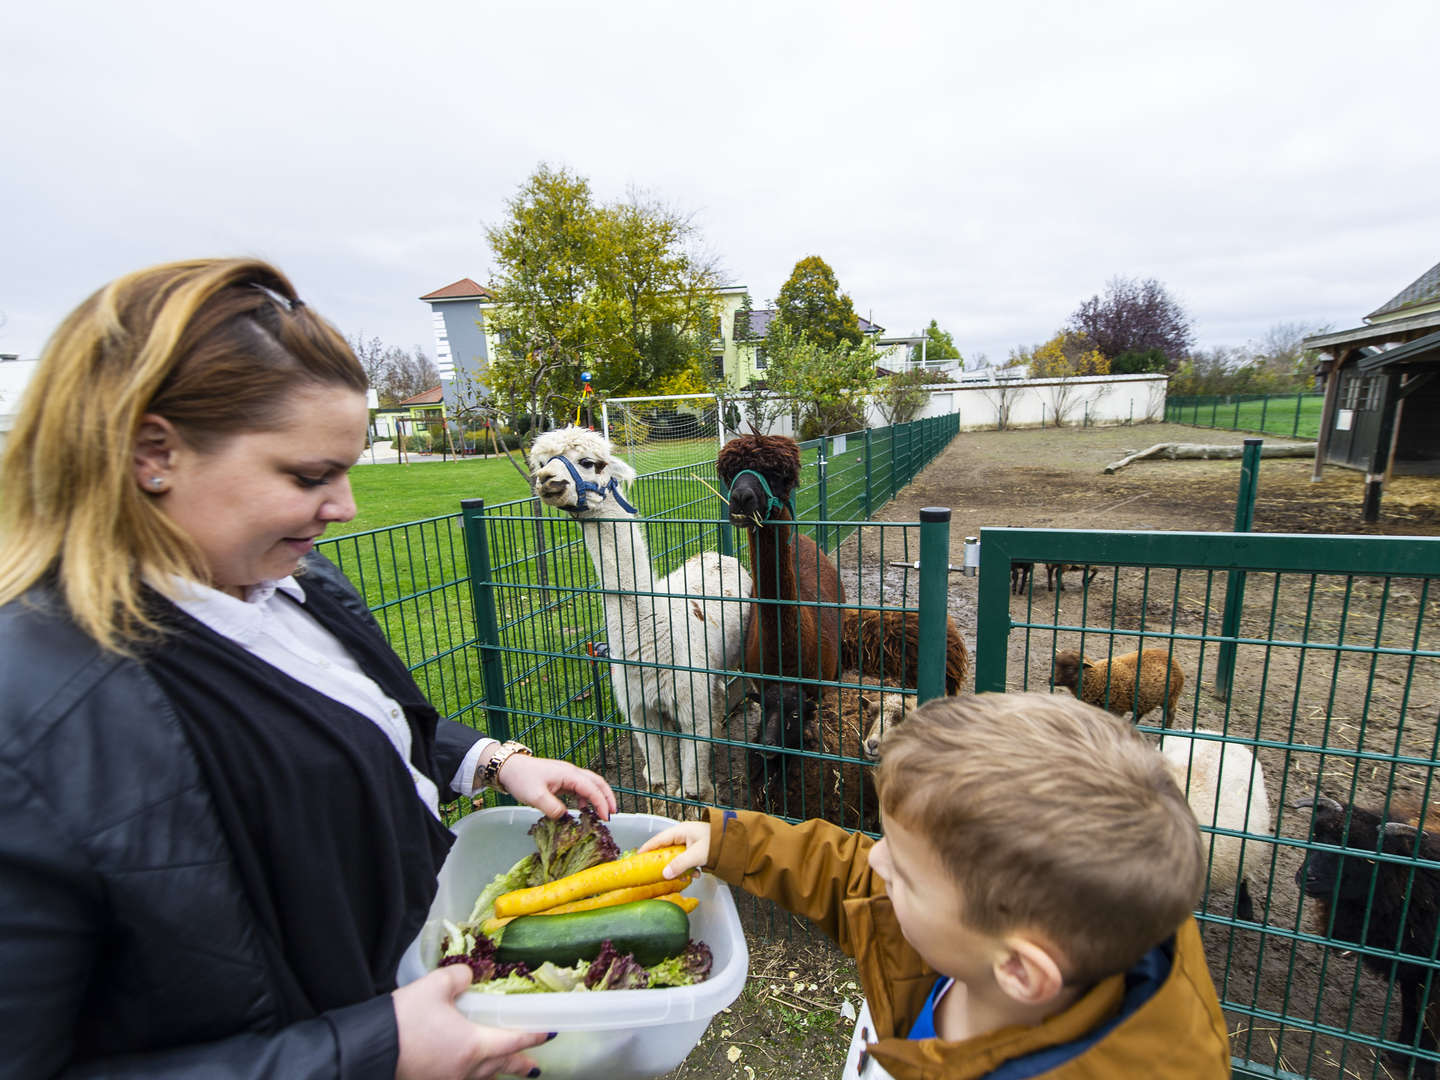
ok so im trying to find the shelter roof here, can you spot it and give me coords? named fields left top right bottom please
left=398, top=385, right=444, bottom=405
left=1366, top=258, right=1440, bottom=321
left=1356, top=328, right=1440, bottom=372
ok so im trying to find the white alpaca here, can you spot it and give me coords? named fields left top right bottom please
left=528, top=427, right=752, bottom=801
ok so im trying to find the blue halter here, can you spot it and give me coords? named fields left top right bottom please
left=728, top=468, right=797, bottom=522
left=544, top=454, right=639, bottom=515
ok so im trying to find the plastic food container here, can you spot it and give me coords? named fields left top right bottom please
left=397, top=806, right=748, bottom=1080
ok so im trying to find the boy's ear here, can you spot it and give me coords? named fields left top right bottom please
left=992, top=936, right=1067, bottom=1007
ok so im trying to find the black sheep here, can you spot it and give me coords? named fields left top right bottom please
left=1295, top=795, right=1440, bottom=1079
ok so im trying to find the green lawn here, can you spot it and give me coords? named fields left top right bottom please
left=341, top=455, right=534, bottom=536
left=1166, top=393, right=1324, bottom=440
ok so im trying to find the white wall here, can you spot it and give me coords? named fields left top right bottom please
left=724, top=373, right=1168, bottom=439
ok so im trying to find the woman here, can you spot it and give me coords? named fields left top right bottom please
left=0, top=258, right=616, bottom=1079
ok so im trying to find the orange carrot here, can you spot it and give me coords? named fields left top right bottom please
left=659, top=894, right=699, bottom=914
left=493, top=845, right=686, bottom=920
left=481, top=872, right=694, bottom=935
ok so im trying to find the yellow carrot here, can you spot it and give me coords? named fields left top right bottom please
left=659, top=894, right=699, bottom=914
left=493, top=845, right=687, bottom=920
left=480, top=872, right=695, bottom=935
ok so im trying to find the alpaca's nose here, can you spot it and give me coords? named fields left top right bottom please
left=863, top=733, right=881, bottom=759
left=539, top=476, right=568, bottom=495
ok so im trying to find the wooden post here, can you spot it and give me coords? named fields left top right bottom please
left=1312, top=350, right=1345, bottom=481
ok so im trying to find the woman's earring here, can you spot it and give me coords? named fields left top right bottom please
left=148, top=476, right=167, bottom=492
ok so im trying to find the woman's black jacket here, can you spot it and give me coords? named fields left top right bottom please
left=0, top=556, right=482, bottom=1079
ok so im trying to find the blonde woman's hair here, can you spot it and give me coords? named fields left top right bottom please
left=0, top=258, right=366, bottom=652
left=876, top=692, right=1204, bottom=985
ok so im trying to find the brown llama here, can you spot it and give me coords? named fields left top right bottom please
left=717, top=434, right=844, bottom=809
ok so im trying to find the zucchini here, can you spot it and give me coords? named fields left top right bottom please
left=494, top=898, right=690, bottom=969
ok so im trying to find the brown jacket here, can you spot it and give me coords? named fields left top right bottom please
left=704, top=809, right=1231, bottom=1079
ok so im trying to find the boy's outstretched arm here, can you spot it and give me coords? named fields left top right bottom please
left=641, top=810, right=883, bottom=955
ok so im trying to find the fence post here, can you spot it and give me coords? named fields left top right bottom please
left=889, top=423, right=898, bottom=501
left=1259, top=395, right=1269, bottom=434
left=718, top=478, right=734, bottom=558
left=816, top=435, right=830, bottom=553
left=460, top=498, right=515, bottom=803
left=917, top=507, right=951, bottom=704
left=1293, top=392, right=1303, bottom=438
left=863, top=427, right=874, bottom=518
left=1214, top=439, right=1262, bottom=698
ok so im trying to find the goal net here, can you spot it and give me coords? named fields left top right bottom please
left=601, top=394, right=722, bottom=477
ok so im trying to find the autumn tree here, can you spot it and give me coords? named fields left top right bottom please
left=347, top=333, right=439, bottom=405
left=484, top=164, right=601, bottom=415
left=1025, top=331, right=1109, bottom=379
left=1068, top=276, right=1194, bottom=363
left=769, top=255, right=863, bottom=352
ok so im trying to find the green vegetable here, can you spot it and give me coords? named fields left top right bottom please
left=462, top=807, right=620, bottom=927
left=495, top=899, right=690, bottom=970
left=646, top=941, right=715, bottom=987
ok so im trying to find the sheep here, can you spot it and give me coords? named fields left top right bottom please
left=1158, top=732, right=1271, bottom=923
left=1294, top=795, right=1440, bottom=1079
left=747, top=674, right=889, bottom=834
left=859, top=689, right=915, bottom=761
left=1051, top=648, right=1185, bottom=726
left=1045, top=562, right=1100, bottom=592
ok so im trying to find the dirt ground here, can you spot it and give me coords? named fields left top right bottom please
left=641, top=421, right=1440, bottom=1080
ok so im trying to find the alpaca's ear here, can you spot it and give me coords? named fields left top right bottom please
left=608, top=456, right=637, bottom=485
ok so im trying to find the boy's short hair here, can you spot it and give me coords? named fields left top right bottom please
left=876, top=692, right=1203, bottom=985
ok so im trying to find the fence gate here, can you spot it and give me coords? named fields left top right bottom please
left=976, top=526, right=1440, bottom=1080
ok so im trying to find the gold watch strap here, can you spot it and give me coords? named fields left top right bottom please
left=481, top=739, right=533, bottom=791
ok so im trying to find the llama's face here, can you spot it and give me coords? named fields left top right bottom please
left=860, top=692, right=914, bottom=760
left=716, top=435, right=802, bottom=528
left=750, top=683, right=815, bottom=758
left=527, top=429, right=635, bottom=515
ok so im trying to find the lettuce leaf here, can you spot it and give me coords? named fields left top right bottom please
left=646, top=941, right=714, bottom=987
left=530, top=805, right=620, bottom=882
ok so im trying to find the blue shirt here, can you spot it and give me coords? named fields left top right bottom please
left=907, top=939, right=1176, bottom=1079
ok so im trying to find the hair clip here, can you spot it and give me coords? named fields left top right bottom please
left=251, top=282, right=302, bottom=312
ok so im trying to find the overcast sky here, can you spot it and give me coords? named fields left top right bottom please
left=4, top=1, right=1437, bottom=369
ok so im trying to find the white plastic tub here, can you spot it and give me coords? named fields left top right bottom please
left=397, top=807, right=748, bottom=1080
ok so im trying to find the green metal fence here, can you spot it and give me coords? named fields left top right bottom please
left=314, top=412, right=960, bottom=821
left=976, top=526, right=1440, bottom=1080
left=1166, top=391, right=1325, bottom=439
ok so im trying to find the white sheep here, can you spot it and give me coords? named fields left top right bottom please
left=1159, top=731, right=1271, bottom=922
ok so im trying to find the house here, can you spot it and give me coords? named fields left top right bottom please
left=1303, top=257, right=1440, bottom=519
left=418, top=278, right=504, bottom=407
left=711, top=286, right=901, bottom=389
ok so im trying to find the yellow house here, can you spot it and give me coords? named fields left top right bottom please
left=710, top=286, right=890, bottom=389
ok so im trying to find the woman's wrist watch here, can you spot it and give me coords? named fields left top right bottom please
left=480, top=739, right=533, bottom=792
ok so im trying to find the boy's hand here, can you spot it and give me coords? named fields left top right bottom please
left=639, top=822, right=710, bottom=879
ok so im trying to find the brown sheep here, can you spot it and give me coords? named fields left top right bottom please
left=1051, top=648, right=1185, bottom=725
left=1045, top=562, right=1100, bottom=592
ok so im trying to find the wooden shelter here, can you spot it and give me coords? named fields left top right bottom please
left=1304, top=259, right=1440, bottom=520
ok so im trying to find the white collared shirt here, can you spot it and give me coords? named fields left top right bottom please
left=168, top=576, right=492, bottom=819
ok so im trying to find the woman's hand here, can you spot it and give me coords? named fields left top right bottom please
left=393, top=964, right=550, bottom=1080
left=639, top=821, right=710, bottom=879
left=498, top=755, right=617, bottom=821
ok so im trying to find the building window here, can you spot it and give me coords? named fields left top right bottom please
left=712, top=354, right=725, bottom=379
left=1342, top=373, right=1361, bottom=410
left=1362, top=375, right=1383, bottom=411
left=754, top=347, right=766, bottom=371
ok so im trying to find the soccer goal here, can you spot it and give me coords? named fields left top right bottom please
left=600, top=393, right=723, bottom=477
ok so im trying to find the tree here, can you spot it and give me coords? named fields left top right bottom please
left=765, top=323, right=878, bottom=437
left=590, top=190, right=723, bottom=394
left=1110, top=348, right=1169, bottom=374
left=485, top=163, right=602, bottom=412
left=1025, top=331, right=1109, bottom=379
left=1248, top=321, right=1328, bottom=390
left=911, top=318, right=962, bottom=367
left=485, top=167, right=723, bottom=406
left=378, top=347, right=439, bottom=404
left=1068, top=276, right=1194, bottom=363
left=873, top=367, right=933, bottom=426
left=769, top=255, right=863, bottom=352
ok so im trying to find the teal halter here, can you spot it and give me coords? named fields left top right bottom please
left=728, top=468, right=797, bottom=523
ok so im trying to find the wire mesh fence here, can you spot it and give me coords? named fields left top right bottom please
left=314, top=412, right=961, bottom=826
left=977, top=527, right=1440, bottom=1080
left=1166, top=391, right=1325, bottom=439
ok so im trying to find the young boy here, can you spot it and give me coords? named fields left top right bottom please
left=641, top=692, right=1231, bottom=1079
